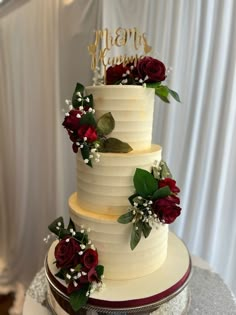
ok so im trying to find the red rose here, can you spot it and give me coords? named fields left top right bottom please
left=62, top=109, right=83, bottom=131
left=155, top=195, right=180, bottom=206
left=159, top=178, right=180, bottom=194
left=158, top=205, right=181, bottom=224
left=137, top=57, right=166, bottom=83
left=82, top=249, right=98, bottom=269
left=78, top=125, right=98, bottom=143
left=54, top=237, right=81, bottom=269
left=153, top=195, right=181, bottom=224
left=106, top=64, right=128, bottom=84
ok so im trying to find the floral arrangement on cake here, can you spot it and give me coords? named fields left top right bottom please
left=48, top=217, right=104, bottom=311
left=118, top=161, right=181, bottom=249
left=62, top=83, right=132, bottom=166
left=94, top=56, right=180, bottom=103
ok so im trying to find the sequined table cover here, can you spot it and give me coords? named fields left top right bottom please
left=25, top=266, right=236, bottom=314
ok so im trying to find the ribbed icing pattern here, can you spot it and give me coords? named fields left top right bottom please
left=85, top=86, right=155, bottom=151
left=76, top=145, right=162, bottom=215
left=69, top=193, right=168, bottom=280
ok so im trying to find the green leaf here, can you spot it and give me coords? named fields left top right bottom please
left=67, top=218, right=76, bottom=232
left=85, top=94, right=94, bottom=108
left=55, top=268, right=66, bottom=280
left=146, top=82, right=161, bottom=89
left=130, top=222, right=142, bottom=250
left=79, top=112, right=97, bottom=127
left=168, top=88, right=181, bottom=102
left=133, top=168, right=157, bottom=198
left=142, top=222, right=152, bottom=238
left=72, top=83, right=85, bottom=108
left=58, top=228, right=71, bottom=239
left=155, top=85, right=169, bottom=97
left=48, top=217, right=64, bottom=237
left=128, top=193, right=140, bottom=205
left=80, top=145, right=92, bottom=167
left=118, top=211, right=134, bottom=224
left=69, top=286, right=89, bottom=311
left=156, top=94, right=170, bottom=103
left=96, top=265, right=104, bottom=278
left=97, top=112, right=115, bottom=136
left=100, top=138, right=133, bottom=153
left=74, top=264, right=82, bottom=272
left=152, top=186, right=171, bottom=200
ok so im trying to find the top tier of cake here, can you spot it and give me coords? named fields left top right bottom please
left=85, top=85, right=155, bottom=151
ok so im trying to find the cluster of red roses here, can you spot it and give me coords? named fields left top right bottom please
left=106, top=56, right=166, bottom=85
left=153, top=178, right=181, bottom=224
left=63, top=109, right=98, bottom=154
left=55, top=236, right=100, bottom=294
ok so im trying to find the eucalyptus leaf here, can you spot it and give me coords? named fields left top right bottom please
left=48, top=217, right=64, bottom=236
left=96, top=265, right=104, bottom=278
left=152, top=186, right=171, bottom=200
left=72, top=83, right=85, bottom=108
left=69, top=286, right=89, bottom=311
left=133, top=168, right=157, bottom=198
left=142, top=222, right=152, bottom=238
left=168, top=88, right=181, bottom=102
left=97, top=112, right=115, bottom=135
left=117, top=211, right=134, bottom=224
left=130, top=221, right=142, bottom=250
left=100, top=138, right=133, bottom=153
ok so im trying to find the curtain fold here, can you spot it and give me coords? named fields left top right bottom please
left=0, top=0, right=61, bottom=286
left=0, top=0, right=235, bottom=296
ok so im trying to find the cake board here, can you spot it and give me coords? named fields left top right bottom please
left=45, top=232, right=192, bottom=314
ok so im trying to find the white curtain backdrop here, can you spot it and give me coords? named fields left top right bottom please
left=0, top=0, right=236, bottom=299
left=0, top=0, right=62, bottom=287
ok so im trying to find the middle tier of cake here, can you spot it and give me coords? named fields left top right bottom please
left=76, top=144, right=162, bottom=216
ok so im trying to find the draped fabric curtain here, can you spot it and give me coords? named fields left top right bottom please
left=0, top=0, right=62, bottom=289
left=0, top=0, right=235, bottom=299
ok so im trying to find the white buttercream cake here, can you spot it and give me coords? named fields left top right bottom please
left=45, top=84, right=190, bottom=314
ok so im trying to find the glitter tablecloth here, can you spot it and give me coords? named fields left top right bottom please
left=24, top=266, right=236, bottom=314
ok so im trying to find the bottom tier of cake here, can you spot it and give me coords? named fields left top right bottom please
left=45, top=232, right=192, bottom=315
left=69, top=193, right=168, bottom=280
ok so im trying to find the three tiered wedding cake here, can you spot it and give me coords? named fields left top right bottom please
left=45, top=28, right=191, bottom=315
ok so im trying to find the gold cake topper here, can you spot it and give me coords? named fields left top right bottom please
left=88, top=27, right=152, bottom=74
